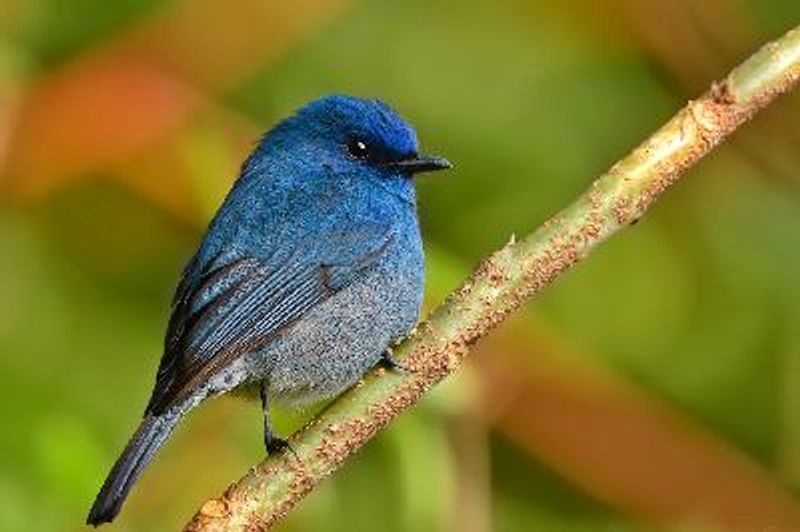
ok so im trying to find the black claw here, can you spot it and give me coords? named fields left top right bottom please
left=266, top=435, right=297, bottom=458
left=265, top=435, right=287, bottom=454
left=379, top=349, right=412, bottom=373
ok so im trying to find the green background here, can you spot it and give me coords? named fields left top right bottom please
left=2, top=1, right=800, bottom=530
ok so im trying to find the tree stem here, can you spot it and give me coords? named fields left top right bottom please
left=185, top=24, right=800, bottom=532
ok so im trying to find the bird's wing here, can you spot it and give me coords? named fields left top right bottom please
left=145, top=223, right=395, bottom=414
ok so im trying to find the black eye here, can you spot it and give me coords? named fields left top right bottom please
left=346, top=138, right=370, bottom=159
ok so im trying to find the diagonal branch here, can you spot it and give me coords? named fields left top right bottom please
left=185, top=24, right=800, bottom=532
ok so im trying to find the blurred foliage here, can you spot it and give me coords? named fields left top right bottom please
left=1, top=1, right=800, bottom=531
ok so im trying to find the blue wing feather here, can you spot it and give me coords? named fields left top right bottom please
left=145, top=223, right=394, bottom=414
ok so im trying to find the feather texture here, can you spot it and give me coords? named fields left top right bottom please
left=145, top=224, right=395, bottom=414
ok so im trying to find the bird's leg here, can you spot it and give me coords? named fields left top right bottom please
left=378, top=346, right=413, bottom=373
left=259, top=381, right=291, bottom=455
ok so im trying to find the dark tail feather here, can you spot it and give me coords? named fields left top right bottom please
left=86, top=415, right=177, bottom=526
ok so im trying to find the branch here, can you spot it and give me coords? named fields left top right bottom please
left=185, top=24, right=800, bottom=531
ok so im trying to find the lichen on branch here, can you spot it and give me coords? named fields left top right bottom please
left=185, top=24, right=800, bottom=532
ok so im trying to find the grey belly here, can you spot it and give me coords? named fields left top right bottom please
left=240, top=265, right=421, bottom=405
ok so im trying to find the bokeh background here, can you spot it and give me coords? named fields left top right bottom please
left=2, top=1, right=800, bottom=531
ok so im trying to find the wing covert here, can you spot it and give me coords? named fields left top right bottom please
left=145, top=224, right=394, bottom=414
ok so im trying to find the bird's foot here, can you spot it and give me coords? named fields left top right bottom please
left=379, top=347, right=413, bottom=373
left=265, top=434, right=297, bottom=458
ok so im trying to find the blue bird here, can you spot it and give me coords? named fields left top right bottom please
left=86, top=94, right=451, bottom=525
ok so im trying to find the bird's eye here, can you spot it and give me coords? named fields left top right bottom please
left=346, top=138, right=370, bottom=159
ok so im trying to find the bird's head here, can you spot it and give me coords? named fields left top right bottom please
left=256, top=95, right=451, bottom=204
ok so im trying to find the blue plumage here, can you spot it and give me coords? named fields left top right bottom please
left=87, top=95, right=451, bottom=525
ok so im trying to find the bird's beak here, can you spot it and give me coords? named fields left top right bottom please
left=387, top=154, right=452, bottom=175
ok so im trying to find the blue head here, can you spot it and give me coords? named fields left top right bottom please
left=250, top=95, right=451, bottom=204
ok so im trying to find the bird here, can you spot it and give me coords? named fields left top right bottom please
left=86, top=94, right=451, bottom=526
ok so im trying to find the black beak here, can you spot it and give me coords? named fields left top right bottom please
left=387, top=154, right=452, bottom=175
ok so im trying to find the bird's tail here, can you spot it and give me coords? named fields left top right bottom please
left=86, top=414, right=177, bottom=526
